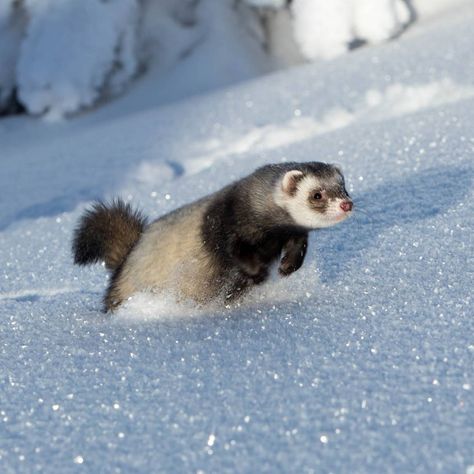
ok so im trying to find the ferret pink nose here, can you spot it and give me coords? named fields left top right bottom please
left=340, top=201, right=353, bottom=212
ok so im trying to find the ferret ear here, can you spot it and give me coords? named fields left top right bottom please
left=332, top=163, right=343, bottom=175
left=281, top=170, right=304, bottom=196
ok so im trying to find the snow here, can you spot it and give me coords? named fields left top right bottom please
left=0, top=0, right=462, bottom=117
left=17, top=0, right=139, bottom=120
left=290, top=0, right=411, bottom=60
left=0, top=1, right=24, bottom=109
left=243, top=0, right=286, bottom=8
left=1, top=2, right=474, bottom=473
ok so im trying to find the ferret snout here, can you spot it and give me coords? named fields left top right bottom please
left=340, top=200, right=353, bottom=212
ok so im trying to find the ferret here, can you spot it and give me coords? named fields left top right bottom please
left=73, top=162, right=353, bottom=311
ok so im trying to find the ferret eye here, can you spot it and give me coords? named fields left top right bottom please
left=313, top=192, right=322, bottom=200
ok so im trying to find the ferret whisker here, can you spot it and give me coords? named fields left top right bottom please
left=351, top=208, right=391, bottom=225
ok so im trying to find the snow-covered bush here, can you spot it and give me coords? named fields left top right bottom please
left=290, top=0, right=411, bottom=60
left=17, top=0, right=139, bottom=119
left=0, top=0, right=418, bottom=118
left=0, top=0, right=205, bottom=118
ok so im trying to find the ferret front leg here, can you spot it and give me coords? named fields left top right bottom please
left=232, top=240, right=268, bottom=282
left=279, top=233, right=308, bottom=276
left=225, top=269, right=266, bottom=303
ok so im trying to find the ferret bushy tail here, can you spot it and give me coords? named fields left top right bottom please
left=73, top=199, right=147, bottom=271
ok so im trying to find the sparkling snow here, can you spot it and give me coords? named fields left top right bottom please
left=0, top=3, right=473, bottom=473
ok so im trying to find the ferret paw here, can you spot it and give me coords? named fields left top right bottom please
left=278, top=259, right=298, bottom=277
left=250, top=268, right=269, bottom=284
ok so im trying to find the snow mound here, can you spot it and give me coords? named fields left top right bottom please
left=291, top=0, right=411, bottom=60
left=17, top=0, right=139, bottom=120
left=0, top=0, right=460, bottom=117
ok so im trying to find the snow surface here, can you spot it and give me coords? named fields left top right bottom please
left=1, top=3, right=474, bottom=473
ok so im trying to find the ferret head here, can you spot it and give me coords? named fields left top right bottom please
left=274, top=163, right=353, bottom=229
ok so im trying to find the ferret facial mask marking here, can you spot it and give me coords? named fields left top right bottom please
left=275, top=167, right=353, bottom=229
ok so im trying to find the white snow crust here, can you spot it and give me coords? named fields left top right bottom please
left=0, top=2, right=473, bottom=473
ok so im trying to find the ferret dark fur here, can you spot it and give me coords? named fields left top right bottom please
left=73, top=162, right=352, bottom=311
